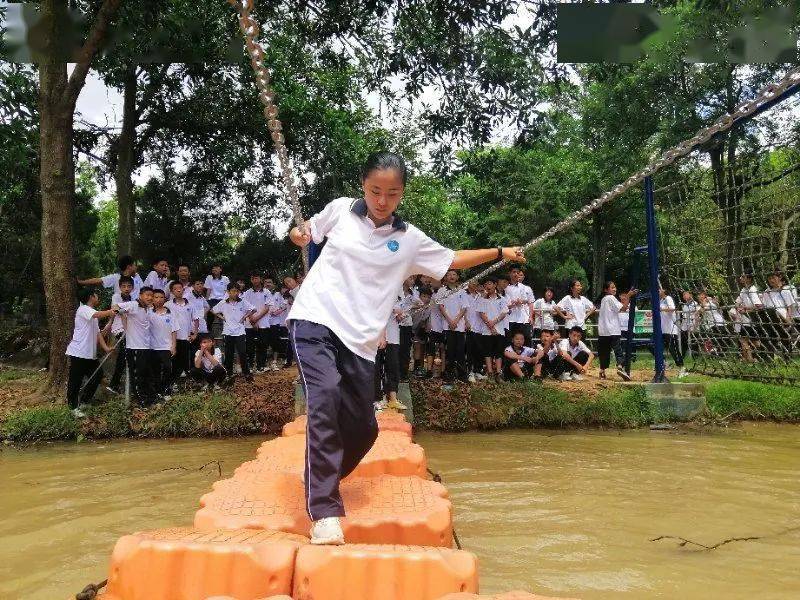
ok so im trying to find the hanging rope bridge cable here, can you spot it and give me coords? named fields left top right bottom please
left=426, top=467, right=463, bottom=550
left=226, top=0, right=309, bottom=273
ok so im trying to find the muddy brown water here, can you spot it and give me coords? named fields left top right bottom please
left=1, top=424, right=798, bottom=599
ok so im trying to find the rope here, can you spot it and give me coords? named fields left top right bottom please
left=77, top=332, right=126, bottom=397
left=75, top=579, right=107, bottom=600
left=427, top=467, right=463, bottom=550
left=226, top=0, right=308, bottom=273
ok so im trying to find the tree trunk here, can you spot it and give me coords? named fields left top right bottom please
left=38, top=22, right=76, bottom=395
left=591, top=209, right=607, bottom=298
left=115, top=66, right=137, bottom=257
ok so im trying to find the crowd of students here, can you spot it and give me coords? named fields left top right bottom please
left=66, top=256, right=302, bottom=416
left=64, top=255, right=799, bottom=417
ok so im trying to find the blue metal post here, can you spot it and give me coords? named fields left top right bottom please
left=623, top=246, right=646, bottom=374
left=645, top=176, right=666, bottom=382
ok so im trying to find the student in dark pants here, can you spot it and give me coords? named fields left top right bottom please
left=107, top=276, right=135, bottom=394
left=212, top=283, right=256, bottom=382
left=440, top=269, right=470, bottom=382
left=166, top=281, right=195, bottom=387
left=191, top=335, right=228, bottom=389
left=65, top=288, right=116, bottom=417
left=286, top=151, right=525, bottom=545
left=148, top=290, right=179, bottom=400
left=116, top=287, right=155, bottom=406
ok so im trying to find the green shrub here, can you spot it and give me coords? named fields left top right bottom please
left=139, top=393, right=250, bottom=437
left=705, top=380, right=800, bottom=421
left=585, top=386, right=655, bottom=428
left=1, top=406, right=78, bottom=441
left=85, top=398, right=131, bottom=438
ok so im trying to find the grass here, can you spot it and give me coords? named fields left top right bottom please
left=0, top=367, right=40, bottom=383
left=1, top=405, right=78, bottom=441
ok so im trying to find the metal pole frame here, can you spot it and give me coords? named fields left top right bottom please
left=645, top=176, right=667, bottom=382
left=623, top=246, right=646, bottom=374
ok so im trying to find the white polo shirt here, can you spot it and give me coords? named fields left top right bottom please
left=242, top=288, right=270, bottom=329
left=680, top=301, right=699, bottom=332
left=195, top=347, right=223, bottom=373
left=110, top=292, right=131, bottom=335
left=288, top=197, right=455, bottom=361
left=558, top=295, right=595, bottom=329
left=506, top=282, right=534, bottom=324
left=700, top=300, right=725, bottom=328
left=466, top=293, right=485, bottom=334
left=532, top=298, right=557, bottom=331
left=559, top=338, right=591, bottom=358
left=213, top=298, right=256, bottom=337
left=204, top=275, right=230, bottom=301
left=385, top=302, right=402, bottom=345
left=598, top=294, right=623, bottom=337
left=117, top=301, right=151, bottom=350
left=659, top=296, right=678, bottom=335
left=440, top=287, right=470, bottom=333
left=144, top=270, right=171, bottom=298
left=149, top=308, right=180, bottom=351
left=65, top=304, right=100, bottom=360
left=101, top=272, right=143, bottom=299
left=505, top=345, right=534, bottom=366
left=762, top=287, right=796, bottom=320
left=479, top=295, right=509, bottom=335
left=166, top=298, right=194, bottom=341
left=429, top=287, right=447, bottom=334
left=186, top=291, right=210, bottom=334
left=736, top=285, right=762, bottom=325
left=271, top=294, right=289, bottom=327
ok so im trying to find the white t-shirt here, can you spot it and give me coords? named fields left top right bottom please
left=186, top=291, right=210, bottom=334
left=117, top=301, right=151, bottom=350
left=619, top=308, right=630, bottom=332
left=532, top=298, right=557, bottom=331
left=559, top=338, right=591, bottom=359
left=440, top=288, right=470, bottom=333
left=479, top=295, right=509, bottom=335
left=166, top=298, right=194, bottom=341
left=195, top=347, right=223, bottom=373
left=65, top=304, right=100, bottom=360
left=101, top=272, right=143, bottom=299
left=505, top=282, right=534, bottom=324
left=385, top=303, right=402, bottom=345
left=505, top=345, right=535, bottom=366
left=429, top=287, right=447, bottom=334
left=144, top=270, right=171, bottom=298
left=204, top=275, right=230, bottom=301
left=110, top=292, right=131, bottom=335
left=736, top=286, right=762, bottom=325
left=659, top=296, right=678, bottom=335
left=398, top=292, right=417, bottom=327
left=270, top=294, right=289, bottom=327
left=762, top=287, right=796, bottom=320
left=598, top=295, right=623, bottom=337
left=535, top=342, right=558, bottom=361
left=149, top=308, right=180, bottom=351
left=242, top=288, right=271, bottom=329
left=680, top=301, right=699, bottom=332
left=558, top=295, right=595, bottom=329
left=265, top=290, right=283, bottom=326
left=212, top=298, right=256, bottom=337
left=700, top=299, right=725, bottom=328
left=466, top=293, right=485, bottom=334
left=287, top=197, right=455, bottom=361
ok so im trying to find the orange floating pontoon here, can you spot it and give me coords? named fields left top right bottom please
left=99, top=528, right=306, bottom=600
left=293, top=544, right=478, bottom=600
left=281, top=412, right=413, bottom=439
left=439, top=593, right=580, bottom=600
left=195, top=474, right=453, bottom=547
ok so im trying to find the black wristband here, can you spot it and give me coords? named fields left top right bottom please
left=497, top=246, right=503, bottom=260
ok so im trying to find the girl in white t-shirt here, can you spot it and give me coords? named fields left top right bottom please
left=287, top=152, right=525, bottom=545
left=204, top=264, right=230, bottom=331
left=532, top=286, right=561, bottom=338
left=596, top=281, right=636, bottom=380
left=558, top=279, right=596, bottom=335
left=192, top=335, right=226, bottom=389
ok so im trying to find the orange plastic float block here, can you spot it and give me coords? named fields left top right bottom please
left=98, top=528, right=307, bottom=600
left=293, top=544, right=478, bottom=600
left=195, top=474, right=453, bottom=546
left=282, top=412, right=412, bottom=438
left=250, top=431, right=426, bottom=478
left=438, top=593, right=580, bottom=600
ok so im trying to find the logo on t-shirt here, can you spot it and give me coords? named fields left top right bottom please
left=387, top=240, right=399, bottom=252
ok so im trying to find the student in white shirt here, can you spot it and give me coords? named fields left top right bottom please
left=464, top=280, right=486, bottom=381
left=762, top=271, right=796, bottom=356
left=679, top=290, right=699, bottom=365
left=185, top=279, right=211, bottom=340
left=375, top=302, right=405, bottom=410
left=658, top=288, right=684, bottom=372
left=204, top=264, right=230, bottom=331
left=505, top=266, right=535, bottom=346
left=192, top=335, right=227, bottom=389
left=558, top=279, right=596, bottom=336
left=531, top=287, right=562, bottom=340
left=143, top=257, right=171, bottom=299
left=429, top=280, right=447, bottom=376
left=439, top=269, right=471, bottom=382
left=398, top=276, right=418, bottom=381
left=270, top=290, right=292, bottom=367
left=212, top=282, right=256, bottom=381
left=533, top=329, right=560, bottom=379
left=503, top=331, right=536, bottom=379
left=65, top=288, right=116, bottom=417
left=107, top=275, right=135, bottom=394
left=149, top=289, right=179, bottom=400
left=287, top=152, right=524, bottom=544
left=478, top=277, right=509, bottom=382
left=554, top=326, right=594, bottom=381
left=77, top=254, right=143, bottom=300
left=167, top=281, right=196, bottom=385
left=243, top=272, right=270, bottom=372
left=597, top=281, right=636, bottom=380
left=115, top=287, right=155, bottom=406
left=411, top=286, right=434, bottom=377
left=264, top=275, right=285, bottom=370
left=735, top=273, right=763, bottom=363
left=168, top=264, right=192, bottom=296
left=697, top=290, right=726, bottom=354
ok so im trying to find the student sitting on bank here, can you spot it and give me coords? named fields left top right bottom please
left=65, top=288, right=117, bottom=418
left=192, top=335, right=227, bottom=391
left=503, top=331, right=536, bottom=380
left=532, top=329, right=559, bottom=379
left=555, top=326, right=594, bottom=381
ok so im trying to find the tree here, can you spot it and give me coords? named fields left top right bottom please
left=38, top=0, right=122, bottom=394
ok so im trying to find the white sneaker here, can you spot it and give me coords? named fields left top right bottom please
left=571, top=373, right=584, bottom=381
left=559, top=372, right=573, bottom=381
left=467, top=372, right=476, bottom=383
left=271, top=361, right=280, bottom=371
left=71, top=406, right=86, bottom=418
left=678, top=368, right=688, bottom=378
left=162, top=395, right=172, bottom=402
left=475, top=373, right=488, bottom=381
left=374, top=399, right=388, bottom=411
left=616, top=366, right=631, bottom=381
left=310, top=517, right=345, bottom=545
